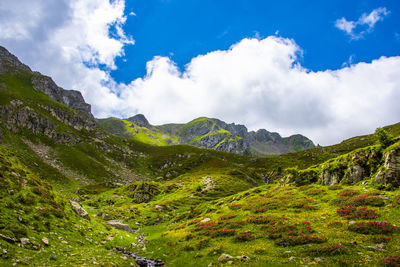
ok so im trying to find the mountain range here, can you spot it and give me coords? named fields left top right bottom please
left=98, top=115, right=314, bottom=156
left=0, top=45, right=399, bottom=266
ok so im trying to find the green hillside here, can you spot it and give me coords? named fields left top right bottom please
left=0, top=45, right=400, bottom=266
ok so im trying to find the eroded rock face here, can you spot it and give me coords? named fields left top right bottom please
left=376, top=147, right=400, bottom=187
left=320, top=168, right=342, bottom=185
left=0, top=100, right=97, bottom=144
left=31, top=73, right=92, bottom=115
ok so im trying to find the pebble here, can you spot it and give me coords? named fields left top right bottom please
left=42, top=237, right=49, bottom=246
left=50, top=254, right=57, bottom=261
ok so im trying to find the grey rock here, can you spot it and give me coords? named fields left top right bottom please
left=69, top=200, right=89, bottom=220
left=107, top=220, right=131, bottom=231
left=218, top=253, right=233, bottom=262
left=236, top=255, right=250, bottom=261
left=127, top=114, right=150, bottom=127
left=31, top=73, right=92, bottom=115
left=50, top=254, right=57, bottom=261
left=41, top=237, right=49, bottom=246
left=20, top=238, right=29, bottom=245
left=376, top=146, right=400, bottom=187
left=367, top=244, right=386, bottom=250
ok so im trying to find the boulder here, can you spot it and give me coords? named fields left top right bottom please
left=69, top=200, right=89, bottom=220
left=218, top=254, right=233, bottom=262
left=107, top=220, right=131, bottom=231
left=41, top=237, right=49, bottom=246
left=20, top=238, right=30, bottom=245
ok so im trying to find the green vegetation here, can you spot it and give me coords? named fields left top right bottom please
left=1, top=59, right=400, bottom=266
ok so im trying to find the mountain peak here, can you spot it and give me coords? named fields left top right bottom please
left=0, top=46, right=31, bottom=74
left=127, top=114, right=150, bottom=127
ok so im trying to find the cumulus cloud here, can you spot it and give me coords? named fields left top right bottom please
left=117, top=37, right=400, bottom=145
left=0, top=0, right=132, bottom=117
left=335, top=7, right=390, bottom=39
left=0, top=1, right=399, bottom=146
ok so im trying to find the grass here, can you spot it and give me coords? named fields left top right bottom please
left=1, top=67, right=400, bottom=266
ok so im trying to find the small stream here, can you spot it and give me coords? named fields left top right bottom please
left=112, top=247, right=165, bottom=267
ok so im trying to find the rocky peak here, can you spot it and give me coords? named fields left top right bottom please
left=0, top=46, right=31, bottom=74
left=226, top=123, right=248, bottom=138
left=31, top=73, right=92, bottom=115
left=127, top=114, right=150, bottom=127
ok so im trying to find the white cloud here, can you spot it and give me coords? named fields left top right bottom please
left=0, top=1, right=399, bottom=146
left=335, top=7, right=389, bottom=39
left=0, top=0, right=132, bottom=117
left=116, top=37, right=400, bottom=145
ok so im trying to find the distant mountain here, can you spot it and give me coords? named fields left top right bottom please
left=98, top=115, right=315, bottom=156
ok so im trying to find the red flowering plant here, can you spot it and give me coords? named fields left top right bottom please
left=348, top=221, right=397, bottom=235
left=372, top=235, right=392, bottom=243
left=235, top=230, right=256, bottom=242
left=228, top=203, right=242, bottom=210
left=382, top=255, right=400, bottom=267
left=337, top=206, right=379, bottom=219
left=305, top=243, right=347, bottom=256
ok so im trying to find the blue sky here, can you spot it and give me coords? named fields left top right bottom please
left=0, top=0, right=400, bottom=145
left=112, top=0, right=400, bottom=83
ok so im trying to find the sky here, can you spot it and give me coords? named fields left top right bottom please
left=0, top=0, right=399, bottom=146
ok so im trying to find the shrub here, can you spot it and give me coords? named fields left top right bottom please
left=305, top=244, right=347, bottom=256
left=247, top=215, right=278, bottom=225
left=337, top=206, right=379, bottom=219
left=327, top=221, right=344, bottom=228
left=339, top=189, right=360, bottom=197
left=306, top=188, right=327, bottom=196
left=328, top=184, right=342, bottom=190
left=382, top=255, right=400, bottom=267
left=372, top=236, right=392, bottom=243
left=218, top=214, right=237, bottom=220
left=235, top=231, right=256, bottom=242
left=188, top=218, right=201, bottom=225
left=275, top=234, right=326, bottom=246
left=194, top=238, right=210, bottom=249
left=228, top=204, right=241, bottom=210
left=375, top=128, right=393, bottom=148
left=348, top=221, right=397, bottom=235
left=347, top=194, right=385, bottom=207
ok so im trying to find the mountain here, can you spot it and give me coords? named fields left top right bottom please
left=1, top=45, right=400, bottom=266
left=98, top=115, right=315, bottom=156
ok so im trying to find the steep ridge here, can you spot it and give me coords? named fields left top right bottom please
left=98, top=115, right=315, bottom=156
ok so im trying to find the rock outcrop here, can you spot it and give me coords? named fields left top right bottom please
left=0, top=46, right=99, bottom=142
left=284, top=142, right=400, bottom=187
left=376, top=145, right=400, bottom=187
left=69, top=201, right=90, bottom=220
left=31, top=73, right=92, bottom=115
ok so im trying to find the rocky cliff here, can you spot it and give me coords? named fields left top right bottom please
left=283, top=141, right=400, bottom=188
left=0, top=46, right=98, bottom=143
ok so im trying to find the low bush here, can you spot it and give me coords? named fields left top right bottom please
left=372, top=236, right=392, bottom=243
left=275, top=234, right=326, bottom=246
left=382, top=254, right=400, bottom=267
left=228, top=203, right=241, bottom=210
left=337, top=206, right=379, bottom=219
left=235, top=231, right=256, bottom=242
left=348, top=221, right=397, bottom=235
left=305, top=244, right=347, bottom=256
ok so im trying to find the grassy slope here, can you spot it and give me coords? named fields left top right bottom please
left=2, top=68, right=400, bottom=265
